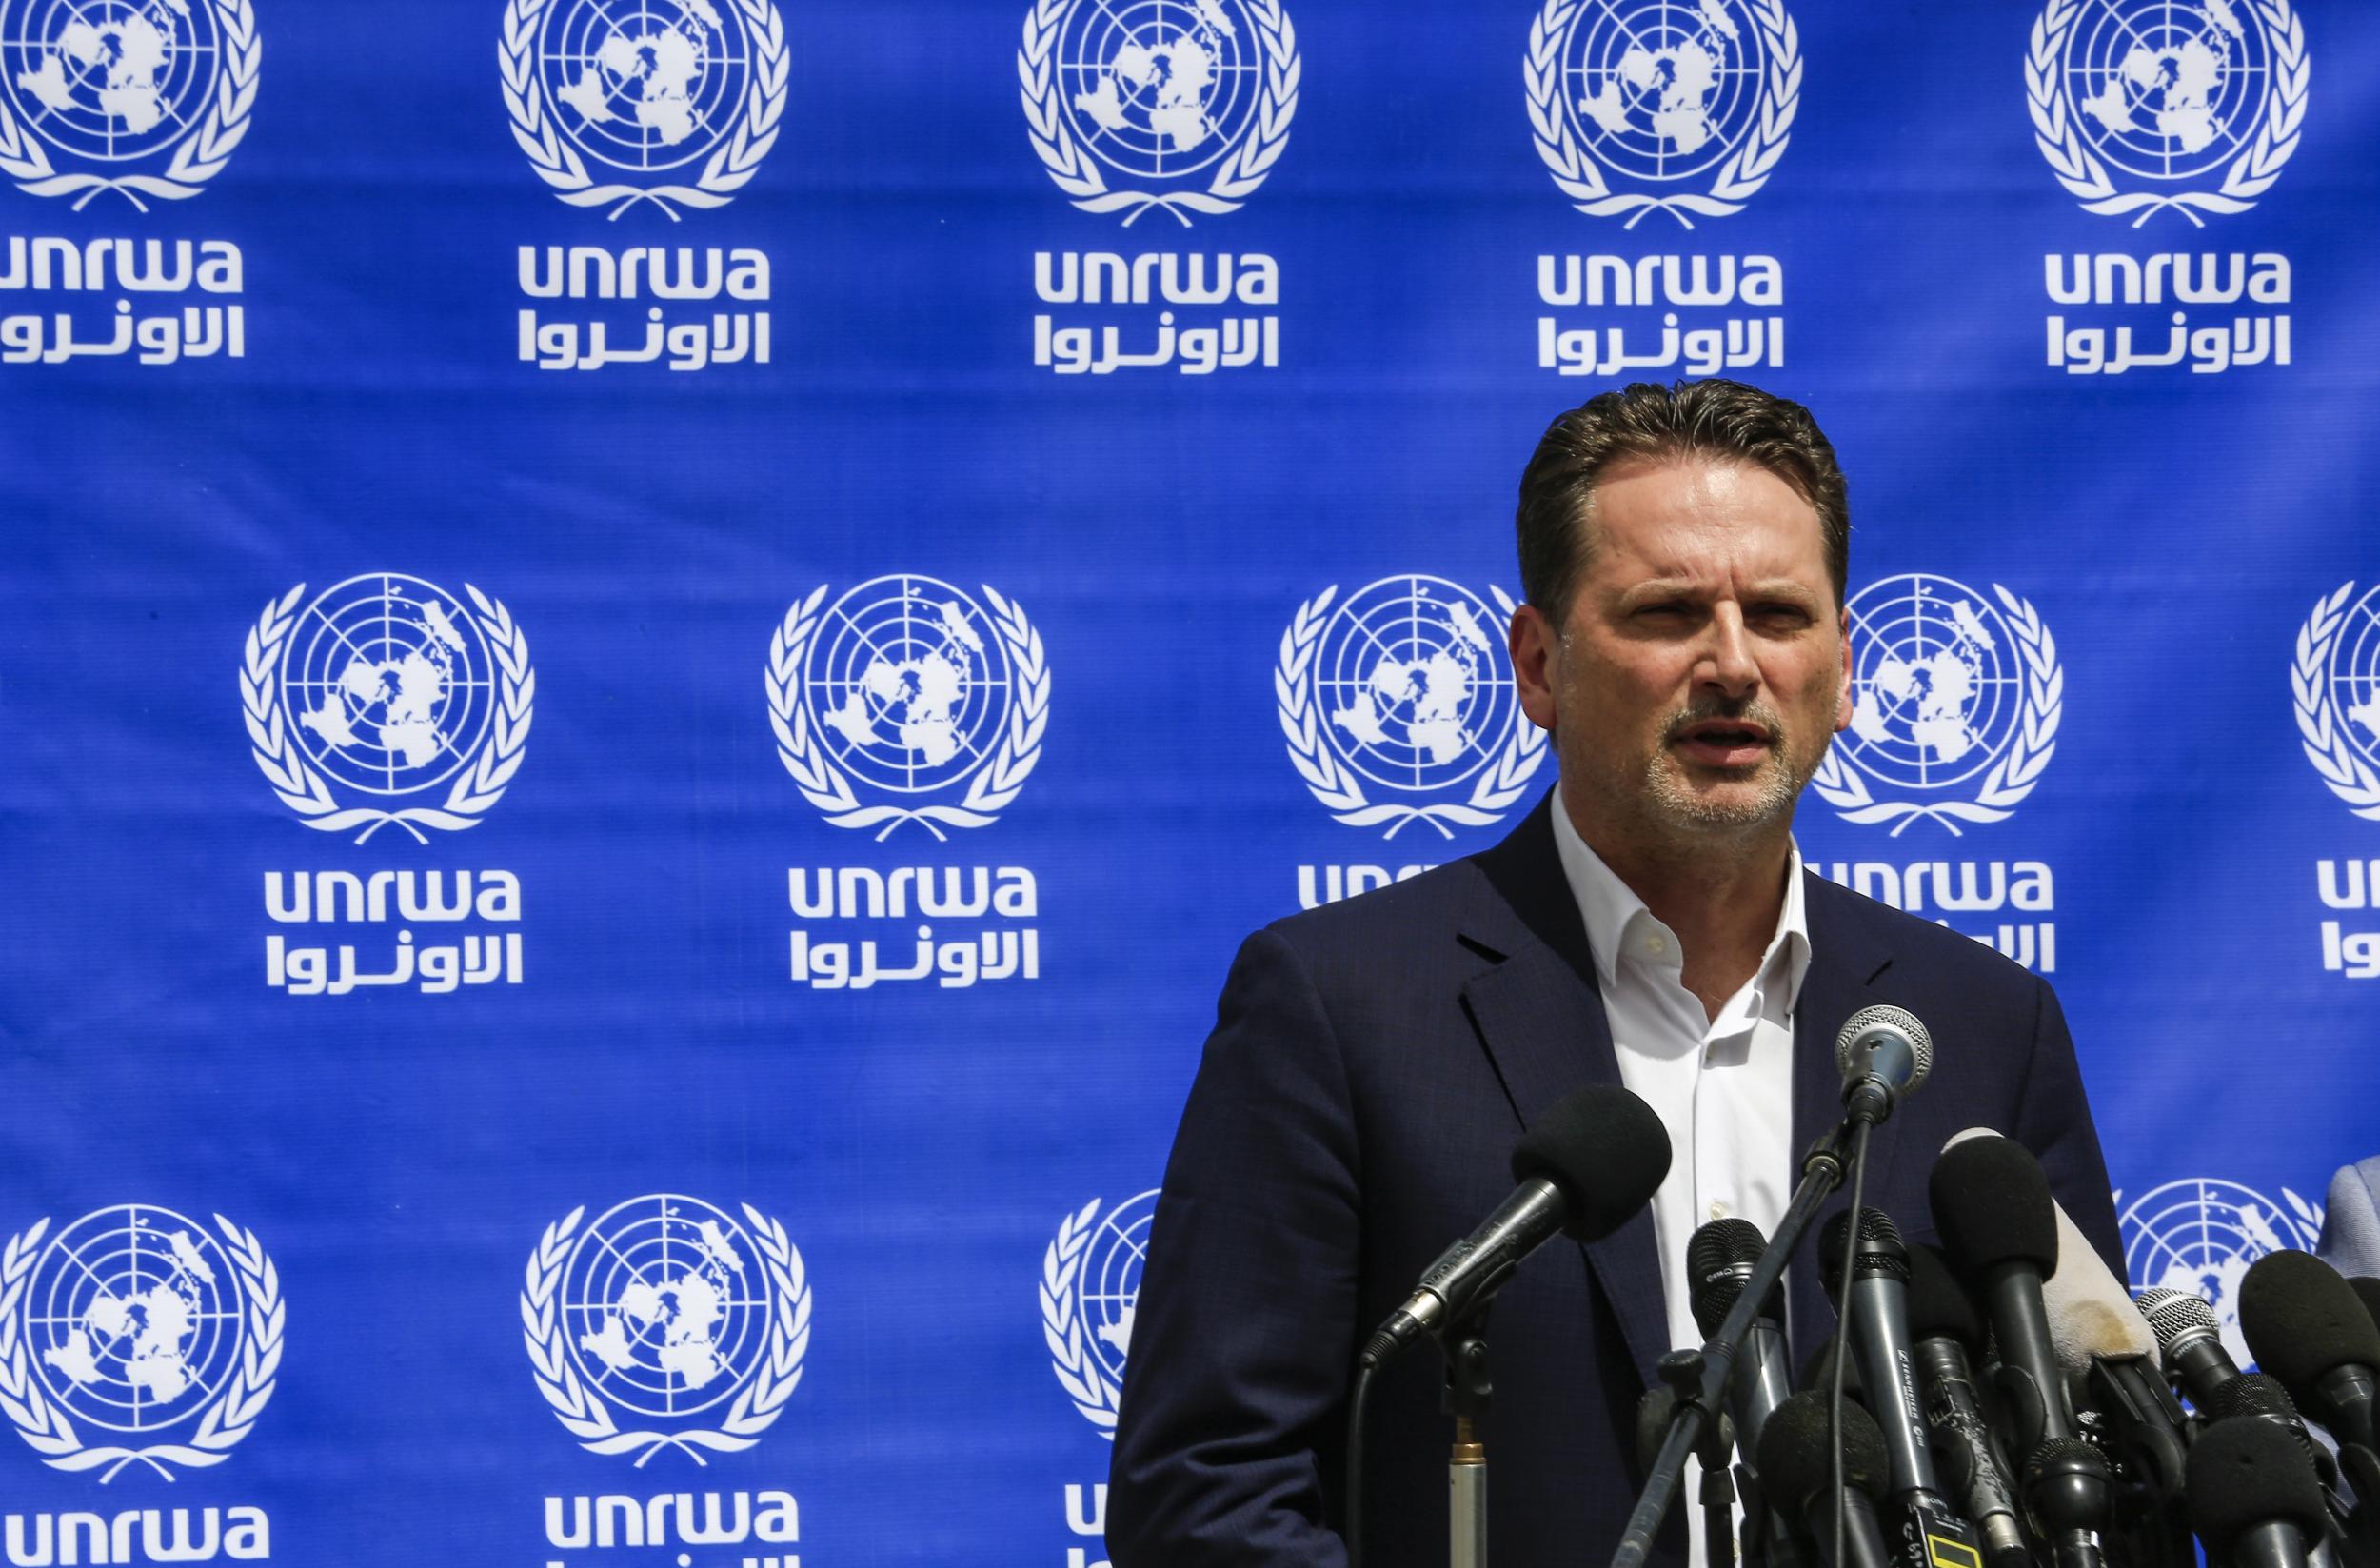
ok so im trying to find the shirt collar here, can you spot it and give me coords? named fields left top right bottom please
left=1548, top=792, right=1813, bottom=1012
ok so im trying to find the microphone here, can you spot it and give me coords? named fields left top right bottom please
left=2205, top=1375, right=2342, bottom=1496
left=1819, top=1207, right=1987, bottom=1568
left=2186, top=1417, right=2328, bottom=1568
left=2239, top=1250, right=2380, bottom=1452
left=2037, top=1198, right=2192, bottom=1533
left=2136, top=1286, right=2246, bottom=1410
left=1816, top=1210, right=1954, bottom=1509
left=1691, top=1217, right=1795, bottom=1458
left=1754, top=1389, right=1894, bottom=1568
left=2024, top=1437, right=2115, bottom=1568
left=1932, top=1132, right=2076, bottom=1457
left=1906, top=1242, right=2031, bottom=1568
left=1359, top=1083, right=1669, bottom=1367
left=1834, top=1005, right=1933, bottom=1128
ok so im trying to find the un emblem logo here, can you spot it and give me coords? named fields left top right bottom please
left=1041, top=1190, right=1156, bottom=1438
left=1811, top=574, right=2062, bottom=836
left=2292, top=583, right=2380, bottom=821
left=243, top=575, right=534, bottom=844
left=1524, top=0, right=1797, bottom=227
left=0, top=0, right=258, bottom=207
left=1017, top=0, right=1298, bottom=226
left=767, top=576, right=1049, bottom=840
left=2120, top=1179, right=2321, bottom=1372
left=1278, top=576, right=1547, bottom=839
left=0, top=1206, right=281, bottom=1481
left=500, top=0, right=787, bottom=220
left=522, top=1195, right=810, bottom=1464
left=2028, top=0, right=2307, bottom=224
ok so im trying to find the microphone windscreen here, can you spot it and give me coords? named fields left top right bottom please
left=2237, top=1249, right=2380, bottom=1393
left=2185, top=1416, right=2328, bottom=1553
left=2045, top=1197, right=2158, bottom=1374
left=2346, top=1273, right=2380, bottom=1336
left=1907, top=1242, right=1984, bottom=1346
left=1930, top=1132, right=2058, bottom=1276
left=1512, top=1084, right=1671, bottom=1242
left=1754, top=1388, right=1890, bottom=1508
left=1817, top=1207, right=1908, bottom=1304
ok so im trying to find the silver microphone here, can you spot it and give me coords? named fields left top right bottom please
left=1834, top=1004, right=1933, bottom=1126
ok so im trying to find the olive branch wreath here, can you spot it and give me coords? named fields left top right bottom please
left=2291, top=583, right=2380, bottom=822
left=0, top=0, right=259, bottom=209
left=1277, top=584, right=1549, bottom=841
left=767, top=585, right=1050, bottom=842
left=2027, top=0, right=2307, bottom=228
left=1040, top=1196, right=1140, bottom=1438
left=243, top=582, right=535, bottom=845
left=1811, top=585, right=2061, bottom=838
left=0, top=1216, right=282, bottom=1482
left=522, top=1203, right=810, bottom=1467
left=501, top=0, right=788, bottom=221
left=1526, top=0, right=1799, bottom=228
left=1019, top=0, right=1299, bottom=227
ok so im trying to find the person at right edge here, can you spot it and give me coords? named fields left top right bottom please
left=1106, top=380, right=2124, bottom=1568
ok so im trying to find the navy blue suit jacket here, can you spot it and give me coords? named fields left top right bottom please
left=1108, top=796, right=2122, bottom=1568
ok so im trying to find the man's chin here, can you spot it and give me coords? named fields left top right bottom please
left=1645, top=770, right=1796, bottom=833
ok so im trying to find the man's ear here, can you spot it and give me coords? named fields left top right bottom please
left=1833, top=605, right=1854, bottom=735
left=1511, top=603, right=1560, bottom=734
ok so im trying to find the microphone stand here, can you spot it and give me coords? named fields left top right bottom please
left=1445, top=1311, right=1494, bottom=1568
left=1609, top=1121, right=1856, bottom=1568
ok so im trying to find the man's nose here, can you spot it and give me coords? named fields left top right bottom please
left=1696, top=606, right=1759, bottom=697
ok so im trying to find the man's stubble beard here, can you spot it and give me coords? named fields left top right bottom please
left=1564, top=668, right=1844, bottom=846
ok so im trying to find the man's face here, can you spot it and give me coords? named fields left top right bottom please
left=1509, top=456, right=1853, bottom=846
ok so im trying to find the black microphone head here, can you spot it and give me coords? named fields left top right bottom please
left=2023, top=1436, right=2112, bottom=1532
left=2134, top=1286, right=2220, bottom=1355
left=1688, top=1218, right=1772, bottom=1339
left=2185, top=1415, right=2328, bottom=1554
left=1511, top=1084, right=1671, bottom=1242
left=1817, top=1207, right=1911, bottom=1304
left=1755, top=1388, right=1891, bottom=1509
left=2237, top=1248, right=2380, bottom=1394
left=2350, top=1274, right=2380, bottom=1335
left=1930, top=1133, right=2058, bottom=1277
left=1907, top=1242, right=1985, bottom=1346
left=2209, top=1371, right=2303, bottom=1424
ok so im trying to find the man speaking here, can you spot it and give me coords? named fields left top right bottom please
left=1106, top=380, right=2122, bottom=1567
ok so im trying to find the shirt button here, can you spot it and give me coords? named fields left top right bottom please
left=1709, top=1201, right=1729, bottom=1221
left=1644, top=933, right=1668, bottom=955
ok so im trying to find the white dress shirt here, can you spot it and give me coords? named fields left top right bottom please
left=1550, top=799, right=1810, bottom=1563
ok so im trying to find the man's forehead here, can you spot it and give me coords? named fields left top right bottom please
left=1580, top=466, right=1829, bottom=584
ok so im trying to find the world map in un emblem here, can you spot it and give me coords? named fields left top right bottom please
left=1526, top=0, right=1797, bottom=225
left=560, top=1197, right=769, bottom=1420
left=1019, top=0, right=1298, bottom=226
left=523, top=1195, right=810, bottom=1463
left=2291, top=582, right=2380, bottom=821
left=0, top=1204, right=281, bottom=1480
left=769, top=576, right=1049, bottom=839
left=0, top=0, right=258, bottom=206
left=2120, top=1178, right=2321, bottom=1371
left=1811, top=574, right=2062, bottom=836
left=244, top=575, right=535, bottom=844
left=1279, top=576, right=1546, bottom=839
left=1040, top=1189, right=1158, bottom=1436
left=2028, top=0, right=2307, bottom=223
left=502, top=0, right=786, bottom=218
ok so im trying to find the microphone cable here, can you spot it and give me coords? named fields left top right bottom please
left=1344, top=1357, right=1378, bottom=1568
left=1832, top=1119, right=1874, bottom=1568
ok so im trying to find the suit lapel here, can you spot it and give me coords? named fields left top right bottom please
left=1785, top=873, right=1896, bottom=1360
left=1459, top=798, right=1672, bottom=1389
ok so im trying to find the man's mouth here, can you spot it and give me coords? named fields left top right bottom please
left=1671, top=717, right=1774, bottom=766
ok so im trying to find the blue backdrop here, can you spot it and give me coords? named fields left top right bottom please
left=1, top=0, right=2374, bottom=1563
